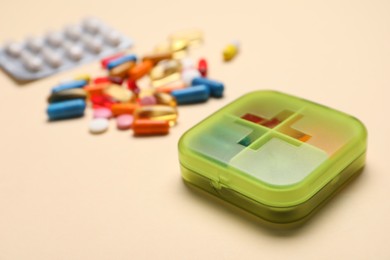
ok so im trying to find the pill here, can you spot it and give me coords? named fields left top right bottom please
left=101, top=53, right=124, bottom=68
left=74, top=74, right=91, bottom=83
left=5, top=42, right=23, bottom=57
left=47, top=99, right=86, bottom=120
left=111, top=103, right=138, bottom=116
left=154, top=92, right=177, bottom=107
left=109, top=61, right=135, bottom=78
left=93, top=107, right=112, bottom=119
left=151, top=72, right=180, bottom=88
left=155, top=80, right=186, bottom=93
left=139, top=95, right=157, bottom=106
left=89, top=118, right=109, bottom=134
left=223, top=40, right=239, bottom=61
left=116, top=114, right=133, bottom=130
left=90, top=94, right=115, bottom=108
left=84, top=83, right=110, bottom=96
left=150, top=59, right=181, bottom=80
left=126, top=79, right=140, bottom=94
left=191, top=77, right=224, bottom=97
left=133, top=119, right=170, bottom=136
left=169, top=29, right=203, bottom=47
left=66, top=45, right=83, bottom=61
left=23, top=56, right=43, bottom=72
left=129, top=60, right=153, bottom=80
left=107, top=54, right=137, bottom=70
left=103, top=84, right=134, bottom=102
left=93, top=76, right=111, bottom=84
left=104, top=30, right=121, bottom=46
left=108, top=76, right=124, bottom=85
left=47, top=88, right=87, bottom=103
left=171, top=85, right=209, bottom=105
left=52, top=79, right=88, bottom=93
left=42, top=48, right=62, bottom=68
left=26, top=37, right=44, bottom=53
left=143, top=52, right=173, bottom=65
left=134, top=105, right=178, bottom=126
left=82, top=17, right=101, bottom=34
left=197, top=58, right=207, bottom=77
left=182, top=69, right=201, bottom=85
left=84, top=37, right=102, bottom=53
left=65, top=25, right=82, bottom=41
left=171, top=39, right=189, bottom=52
left=46, top=32, right=62, bottom=47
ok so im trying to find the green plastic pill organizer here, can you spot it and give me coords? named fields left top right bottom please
left=178, top=90, right=367, bottom=225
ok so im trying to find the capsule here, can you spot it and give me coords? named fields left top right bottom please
left=52, top=79, right=88, bottom=93
left=107, top=54, right=137, bottom=69
left=129, top=60, right=153, bottom=80
left=155, top=80, right=186, bottom=94
left=127, top=79, right=140, bottom=95
left=84, top=83, right=110, bottom=96
left=171, top=85, right=209, bottom=105
left=197, top=58, right=207, bottom=77
left=101, top=53, right=124, bottom=68
left=191, top=77, right=224, bottom=97
left=133, top=119, right=170, bottom=136
left=151, top=72, right=181, bottom=88
left=143, top=52, right=172, bottom=65
left=74, top=74, right=91, bottom=83
left=223, top=41, right=239, bottom=61
left=111, top=103, right=138, bottom=116
left=169, top=29, right=203, bottom=47
left=149, top=60, right=181, bottom=80
left=109, top=61, right=135, bottom=78
left=90, top=94, right=115, bottom=109
left=47, top=99, right=86, bottom=120
left=47, top=88, right=87, bottom=103
left=154, top=92, right=177, bottom=107
left=93, top=76, right=111, bottom=84
left=134, top=105, right=178, bottom=126
left=103, top=84, right=134, bottom=103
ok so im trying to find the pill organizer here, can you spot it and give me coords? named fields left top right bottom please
left=178, top=90, right=367, bottom=225
left=0, top=17, right=133, bottom=81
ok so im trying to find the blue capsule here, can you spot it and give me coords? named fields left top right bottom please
left=51, top=79, right=87, bottom=93
left=47, top=99, right=86, bottom=120
left=171, top=85, right=210, bottom=105
left=107, top=54, right=138, bottom=70
left=191, top=77, right=224, bottom=98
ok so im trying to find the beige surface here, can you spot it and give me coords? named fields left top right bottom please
left=0, top=0, right=389, bottom=259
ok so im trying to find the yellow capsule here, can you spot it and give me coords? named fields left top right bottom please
left=154, top=92, right=177, bottom=107
left=171, top=39, right=189, bottom=52
left=138, top=88, right=156, bottom=99
left=169, top=29, right=203, bottom=47
left=149, top=60, right=182, bottom=80
left=151, top=72, right=181, bottom=88
left=223, top=41, right=240, bottom=61
left=134, top=105, right=178, bottom=126
left=103, top=84, right=134, bottom=103
left=74, top=74, right=91, bottom=82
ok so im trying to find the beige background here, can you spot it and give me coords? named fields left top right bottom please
left=0, top=0, right=389, bottom=259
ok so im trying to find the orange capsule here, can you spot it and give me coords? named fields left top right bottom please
left=129, top=60, right=153, bottom=80
left=84, top=83, right=110, bottom=96
left=133, top=119, right=170, bottom=136
left=111, top=103, right=138, bottom=116
left=109, top=61, right=135, bottom=78
left=142, top=52, right=173, bottom=65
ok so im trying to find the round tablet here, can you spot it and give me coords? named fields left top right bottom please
left=42, top=48, right=62, bottom=68
left=82, top=17, right=101, bottom=34
left=46, top=32, right=62, bottom=47
left=26, top=37, right=43, bottom=53
left=182, top=69, right=201, bottom=85
left=89, top=118, right=109, bottom=134
left=65, top=25, right=82, bottom=41
left=104, top=31, right=121, bottom=46
left=66, top=45, right=83, bottom=61
left=116, top=114, right=133, bottom=130
left=85, top=38, right=102, bottom=53
left=5, top=42, right=23, bottom=57
left=180, top=57, right=194, bottom=70
left=24, top=57, right=43, bottom=72
left=140, top=96, right=157, bottom=106
left=93, top=107, right=112, bottom=119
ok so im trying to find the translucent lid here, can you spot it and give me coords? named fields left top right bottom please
left=178, top=91, right=367, bottom=207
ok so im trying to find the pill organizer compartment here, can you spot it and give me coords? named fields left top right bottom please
left=178, top=90, right=367, bottom=225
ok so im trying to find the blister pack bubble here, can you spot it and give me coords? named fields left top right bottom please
left=0, top=17, right=134, bottom=81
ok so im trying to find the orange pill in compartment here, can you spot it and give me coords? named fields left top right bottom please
left=111, top=103, right=138, bottom=116
left=129, top=60, right=153, bottom=80
left=133, top=119, right=170, bottom=136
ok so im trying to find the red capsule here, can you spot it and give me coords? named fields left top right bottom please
left=127, top=79, right=140, bottom=95
left=101, top=53, right=124, bottom=68
left=93, top=77, right=111, bottom=84
left=198, top=58, right=208, bottom=77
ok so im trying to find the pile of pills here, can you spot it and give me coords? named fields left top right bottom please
left=0, top=17, right=133, bottom=81
left=46, top=30, right=226, bottom=136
